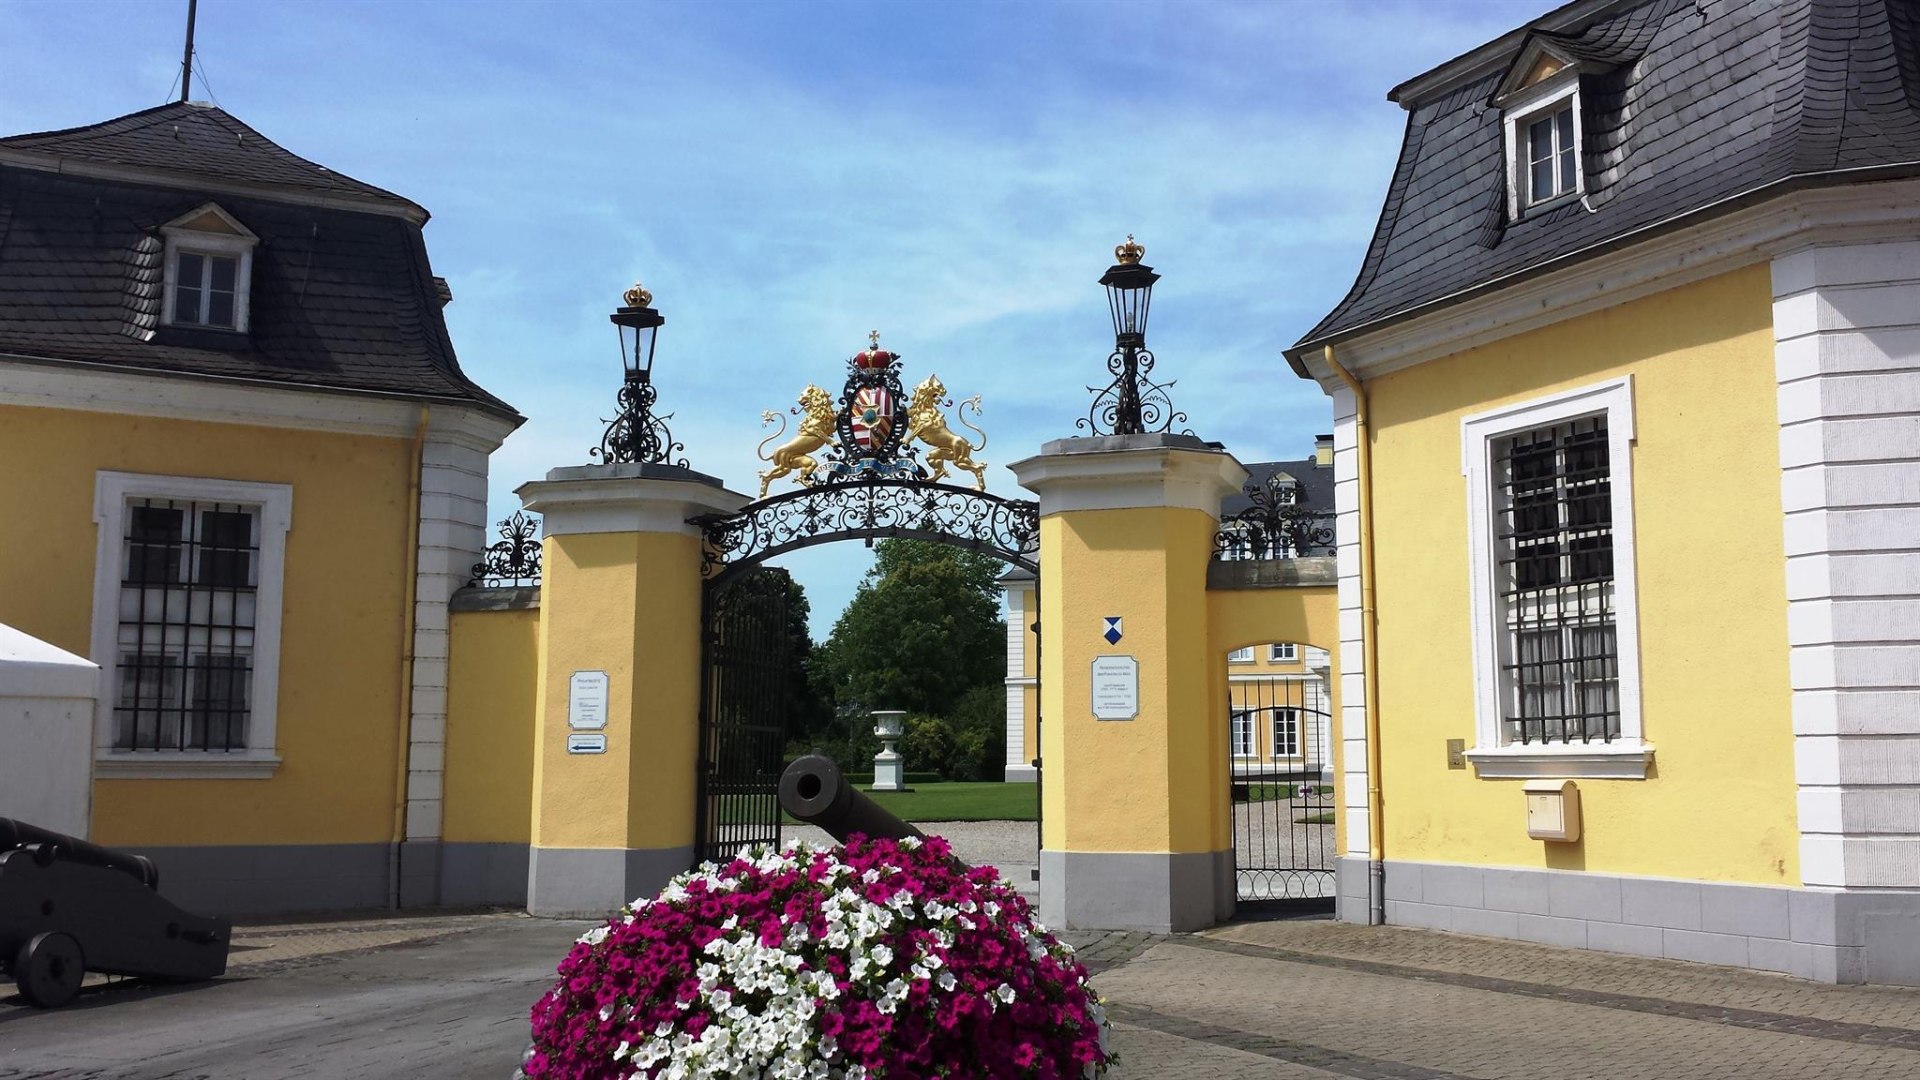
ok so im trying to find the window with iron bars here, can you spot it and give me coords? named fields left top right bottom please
left=1494, top=415, right=1619, bottom=745
left=1271, top=707, right=1300, bottom=758
left=113, top=499, right=259, bottom=752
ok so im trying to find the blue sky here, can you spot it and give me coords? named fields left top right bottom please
left=0, top=0, right=1543, bottom=636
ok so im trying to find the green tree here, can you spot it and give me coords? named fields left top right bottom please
left=781, top=575, right=831, bottom=745
left=815, top=539, right=1007, bottom=722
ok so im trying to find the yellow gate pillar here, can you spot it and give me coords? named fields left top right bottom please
left=516, top=463, right=748, bottom=917
left=1010, top=435, right=1247, bottom=933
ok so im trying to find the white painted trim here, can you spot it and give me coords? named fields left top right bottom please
left=1459, top=377, right=1648, bottom=777
left=1501, top=75, right=1584, bottom=223
left=0, top=146, right=429, bottom=224
left=0, top=360, right=518, bottom=445
left=516, top=475, right=751, bottom=537
left=1009, top=445, right=1247, bottom=517
left=1464, top=743, right=1652, bottom=779
left=89, top=470, right=293, bottom=777
left=94, top=752, right=281, bottom=779
left=1297, top=181, right=1920, bottom=388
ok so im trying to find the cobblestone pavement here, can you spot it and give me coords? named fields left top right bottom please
left=1092, top=917, right=1920, bottom=1079
left=8, top=908, right=1920, bottom=1078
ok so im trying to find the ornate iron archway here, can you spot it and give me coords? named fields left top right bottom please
left=688, top=334, right=1042, bottom=866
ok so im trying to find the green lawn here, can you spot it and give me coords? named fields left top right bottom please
left=782, top=781, right=1038, bottom=824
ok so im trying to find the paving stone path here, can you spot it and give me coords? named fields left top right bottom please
left=7, top=908, right=1920, bottom=1078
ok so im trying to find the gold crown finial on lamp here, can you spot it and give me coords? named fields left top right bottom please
left=1114, top=234, right=1145, bottom=265
left=623, top=281, right=653, bottom=308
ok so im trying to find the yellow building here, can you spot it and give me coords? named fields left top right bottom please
left=0, top=103, right=518, bottom=913
left=1285, top=0, right=1920, bottom=982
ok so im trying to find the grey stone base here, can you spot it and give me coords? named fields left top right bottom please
left=399, top=840, right=443, bottom=908
left=1039, top=849, right=1233, bottom=933
left=440, top=842, right=529, bottom=907
left=125, top=843, right=390, bottom=916
left=1358, top=857, right=1920, bottom=985
left=527, top=845, right=694, bottom=918
left=1003, top=765, right=1037, bottom=783
left=1334, top=856, right=1375, bottom=925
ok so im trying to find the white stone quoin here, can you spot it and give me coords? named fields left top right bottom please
left=0, top=622, right=99, bottom=837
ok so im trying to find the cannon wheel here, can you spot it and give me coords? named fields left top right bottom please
left=14, top=931, right=84, bottom=1008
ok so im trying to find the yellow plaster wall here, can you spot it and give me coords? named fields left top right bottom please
left=1039, top=507, right=1219, bottom=854
left=445, top=606, right=539, bottom=844
left=530, top=529, right=704, bottom=853
left=1365, top=263, right=1798, bottom=885
left=0, top=404, right=411, bottom=846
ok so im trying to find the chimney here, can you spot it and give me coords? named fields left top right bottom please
left=1314, top=433, right=1333, bottom=467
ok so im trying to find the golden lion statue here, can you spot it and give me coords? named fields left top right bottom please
left=906, top=374, right=988, bottom=490
left=756, top=384, right=837, bottom=497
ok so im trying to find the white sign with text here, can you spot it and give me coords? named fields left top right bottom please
left=569, top=670, right=609, bottom=730
left=1090, top=655, right=1139, bottom=721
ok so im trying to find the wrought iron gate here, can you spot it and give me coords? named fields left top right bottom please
left=695, top=566, right=794, bottom=864
left=1227, top=660, right=1336, bottom=906
left=688, top=332, right=1043, bottom=872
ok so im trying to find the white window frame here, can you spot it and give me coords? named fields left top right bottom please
left=1269, top=643, right=1298, bottom=662
left=1502, top=76, right=1584, bottom=221
left=1227, top=646, right=1255, bottom=663
left=90, top=471, right=291, bottom=778
left=1460, top=376, right=1650, bottom=778
left=160, top=205, right=256, bottom=333
left=1271, top=707, right=1301, bottom=759
left=1230, top=709, right=1258, bottom=759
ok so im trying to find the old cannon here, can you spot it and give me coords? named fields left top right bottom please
left=0, top=818, right=230, bottom=1007
left=778, top=754, right=924, bottom=844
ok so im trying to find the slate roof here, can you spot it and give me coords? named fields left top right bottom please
left=1288, top=0, right=1920, bottom=370
left=0, top=104, right=515, bottom=415
left=0, top=102, right=420, bottom=215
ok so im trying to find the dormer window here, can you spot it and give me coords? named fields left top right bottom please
left=160, top=203, right=257, bottom=333
left=1495, top=39, right=1593, bottom=221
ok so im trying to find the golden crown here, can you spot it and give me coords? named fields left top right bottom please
left=1114, top=235, right=1145, bottom=264
left=623, top=281, right=653, bottom=308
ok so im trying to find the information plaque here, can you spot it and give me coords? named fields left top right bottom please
left=568, top=670, right=609, bottom=730
left=1090, top=655, right=1139, bottom=721
left=567, top=733, right=608, bottom=755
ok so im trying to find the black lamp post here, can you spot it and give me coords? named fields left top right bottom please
left=594, top=281, right=685, bottom=465
left=1080, top=236, right=1184, bottom=437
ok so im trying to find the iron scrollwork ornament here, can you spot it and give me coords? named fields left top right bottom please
left=592, top=371, right=687, bottom=467
left=1078, top=342, right=1188, bottom=437
left=468, top=511, right=543, bottom=587
left=695, top=480, right=1038, bottom=584
left=1213, top=473, right=1335, bottom=561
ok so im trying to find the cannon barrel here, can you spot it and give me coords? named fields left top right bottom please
left=778, top=755, right=923, bottom=844
left=0, top=818, right=159, bottom=890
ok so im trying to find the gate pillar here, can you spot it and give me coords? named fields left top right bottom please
left=1010, top=435, right=1246, bottom=933
left=516, top=463, right=748, bottom=917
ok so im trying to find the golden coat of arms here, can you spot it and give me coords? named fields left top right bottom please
left=755, top=332, right=991, bottom=494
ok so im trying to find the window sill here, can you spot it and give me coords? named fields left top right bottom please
left=1518, top=190, right=1584, bottom=219
left=94, top=751, right=281, bottom=780
left=1466, top=741, right=1652, bottom=779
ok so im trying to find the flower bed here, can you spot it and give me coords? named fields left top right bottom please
left=521, top=835, right=1113, bottom=1079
